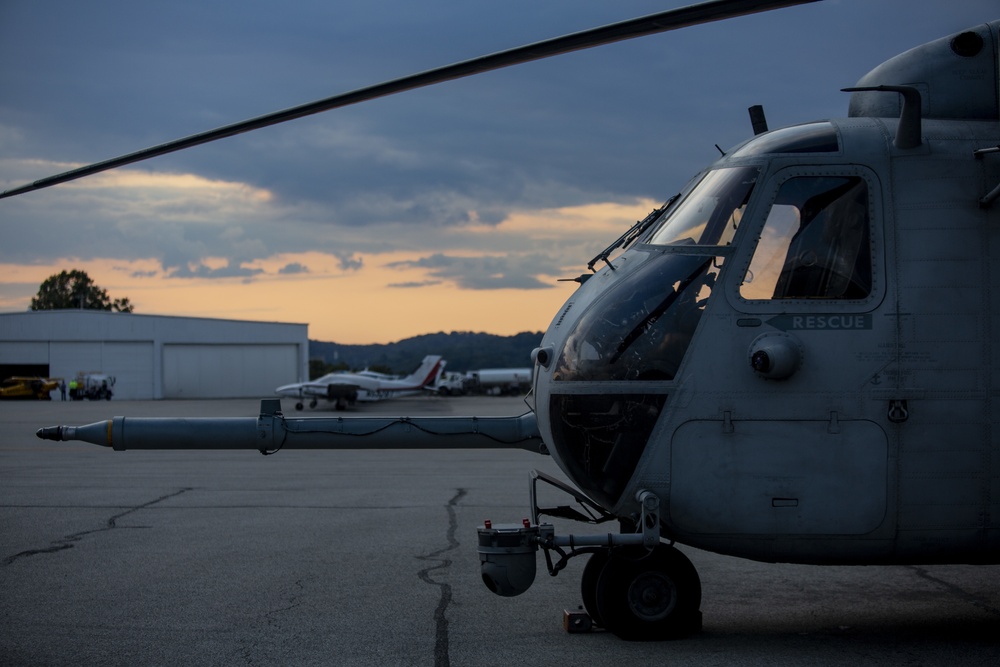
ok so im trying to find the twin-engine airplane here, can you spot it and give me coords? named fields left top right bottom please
left=16, top=0, right=1000, bottom=642
left=275, top=355, right=444, bottom=410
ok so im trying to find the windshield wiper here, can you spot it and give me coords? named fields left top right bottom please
left=587, top=194, right=679, bottom=272
left=609, top=258, right=712, bottom=365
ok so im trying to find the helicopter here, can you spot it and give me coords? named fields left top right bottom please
left=8, top=0, right=1000, bottom=642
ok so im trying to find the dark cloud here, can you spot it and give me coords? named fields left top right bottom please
left=387, top=252, right=557, bottom=290
left=336, top=253, right=363, bottom=271
left=278, top=262, right=310, bottom=275
left=388, top=280, right=442, bottom=289
left=166, top=261, right=264, bottom=280
left=1, top=0, right=994, bottom=281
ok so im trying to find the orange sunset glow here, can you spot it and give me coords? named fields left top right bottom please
left=1, top=199, right=655, bottom=344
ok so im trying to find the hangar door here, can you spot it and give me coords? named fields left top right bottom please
left=163, top=344, right=299, bottom=398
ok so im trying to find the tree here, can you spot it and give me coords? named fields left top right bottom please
left=31, top=269, right=134, bottom=312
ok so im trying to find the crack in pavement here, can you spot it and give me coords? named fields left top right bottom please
left=416, top=488, right=467, bottom=667
left=2, top=487, right=194, bottom=567
left=264, top=578, right=307, bottom=627
left=908, top=565, right=1000, bottom=617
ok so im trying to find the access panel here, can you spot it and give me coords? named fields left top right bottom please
left=670, top=419, right=887, bottom=535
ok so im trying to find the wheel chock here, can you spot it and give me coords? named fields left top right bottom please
left=563, top=608, right=593, bottom=633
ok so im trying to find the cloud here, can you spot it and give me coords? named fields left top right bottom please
left=336, top=253, right=363, bottom=271
left=388, top=280, right=442, bottom=289
left=386, top=252, right=556, bottom=290
left=166, top=260, right=264, bottom=280
left=1, top=0, right=994, bottom=342
left=278, top=262, right=309, bottom=275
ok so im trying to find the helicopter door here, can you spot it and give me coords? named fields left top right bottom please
left=669, top=167, right=891, bottom=538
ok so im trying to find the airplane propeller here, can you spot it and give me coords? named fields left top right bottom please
left=0, top=0, right=819, bottom=201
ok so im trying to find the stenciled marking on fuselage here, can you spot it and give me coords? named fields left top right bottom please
left=766, top=313, right=872, bottom=331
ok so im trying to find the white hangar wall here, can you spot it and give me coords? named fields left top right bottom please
left=0, top=311, right=308, bottom=399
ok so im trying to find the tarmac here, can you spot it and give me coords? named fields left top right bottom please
left=2, top=395, right=999, bottom=666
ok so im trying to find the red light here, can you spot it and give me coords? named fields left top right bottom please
left=484, top=520, right=492, bottom=529
left=522, top=518, right=530, bottom=528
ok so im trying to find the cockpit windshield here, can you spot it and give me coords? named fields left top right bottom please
left=645, top=166, right=760, bottom=246
left=554, top=253, right=722, bottom=382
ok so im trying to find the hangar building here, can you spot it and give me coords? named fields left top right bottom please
left=0, top=311, right=308, bottom=400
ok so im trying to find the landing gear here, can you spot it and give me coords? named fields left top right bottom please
left=309, top=398, right=318, bottom=409
left=476, top=470, right=704, bottom=641
left=584, top=545, right=702, bottom=640
left=294, top=402, right=304, bottom=411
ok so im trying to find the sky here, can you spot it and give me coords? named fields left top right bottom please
left=0, top=0, right=994, bottom=344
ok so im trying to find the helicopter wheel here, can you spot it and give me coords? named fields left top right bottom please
left=580, top=550, right=611, bottom=628
left=295, top=402, right=304, bottom=411
left=594, top=544, right=701, bottom=641
left=309, top=398, right=318, bottom=408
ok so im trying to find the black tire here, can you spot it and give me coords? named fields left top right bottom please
left=580, top=550, right=611, bottom=628
left=595, top=545, right=702, bottom=641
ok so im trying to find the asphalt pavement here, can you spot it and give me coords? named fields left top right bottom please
left=2, top=395, right=998, bottom=666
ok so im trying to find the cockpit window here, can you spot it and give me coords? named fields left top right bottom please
left=645, top=167, right=760, bottom=246
left=730, top=122, right=839, bottom=158
left=554, top=253, right=721, bottom=382
left=740, top=176, right=871, bottom=300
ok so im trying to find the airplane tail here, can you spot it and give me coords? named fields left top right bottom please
left=403, top=355, right=445, bottom=388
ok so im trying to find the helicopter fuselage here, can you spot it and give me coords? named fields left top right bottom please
left=535, top=109, right=1000, bottom=565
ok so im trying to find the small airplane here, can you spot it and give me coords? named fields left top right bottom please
left=275, top=355, right=444, bottom=410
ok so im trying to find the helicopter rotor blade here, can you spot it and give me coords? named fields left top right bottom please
left=0, top=0, right=819, bottom=200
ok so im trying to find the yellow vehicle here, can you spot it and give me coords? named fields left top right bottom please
left=0, top=377, right=60, bottom=400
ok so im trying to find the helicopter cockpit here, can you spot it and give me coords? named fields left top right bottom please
left=537, top=119, right=871, bottom=510
left=537, top=165, right=752, bottom=507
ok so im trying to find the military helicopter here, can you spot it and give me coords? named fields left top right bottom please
left=9, top=0, right=1000, bottom=641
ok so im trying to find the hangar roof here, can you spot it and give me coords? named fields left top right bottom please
left=0, top=310, right=308, bottom=344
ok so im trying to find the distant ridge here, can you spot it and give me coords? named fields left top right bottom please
left=309, top=331, right=543, bottom=373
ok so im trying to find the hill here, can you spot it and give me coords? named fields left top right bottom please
left=309, top=331, right=543, bottom=374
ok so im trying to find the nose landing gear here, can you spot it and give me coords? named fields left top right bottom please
left=479, top=470, right=702, bottom=641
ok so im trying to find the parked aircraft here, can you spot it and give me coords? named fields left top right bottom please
left=24, top=0, right=1000, bottom=642
left=275, top=355, right=444, bottom=410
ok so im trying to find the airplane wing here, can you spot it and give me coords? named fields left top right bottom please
left=303, top=380, right=363, bottom=399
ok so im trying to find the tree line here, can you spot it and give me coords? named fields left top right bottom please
left=30, top=269, right=133, bottom=312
